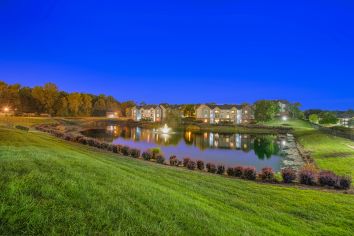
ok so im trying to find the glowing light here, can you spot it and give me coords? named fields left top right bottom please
left=3, top=107, right=9, bottom=112
left=160, top=124, right=171, bottom=134
left=281, top=140, right=287, bottom=146
left=282, top=116, right=288, bottom=121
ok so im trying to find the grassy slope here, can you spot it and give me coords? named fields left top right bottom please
left=262, top=119, right=354, bottom=180
left=0, top=128, right=353, bottom=235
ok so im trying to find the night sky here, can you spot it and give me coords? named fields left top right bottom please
left=0, top=0, right=353, bottom=109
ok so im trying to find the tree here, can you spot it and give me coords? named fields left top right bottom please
left=80, top=94, right=93, bottom=116
left=309, top=114, right=319, bottom=124
left=165, top=109, right=182, bottom=127
left=319, top=112, right=338, bottom=124
left=254, top=100, right=279, bottom=122
left=67, top=93, right=82, bottom=116
left=183, top=104, right=195, bottom=117
left=121, top=100, right=136, bottom=117
left=93, top=96, right=106, bottom=116
left=55, top=95, right=69, bottom=116
left=289, top=102, right=303, bottom=118
left=31, top=83, right=59, bottom=115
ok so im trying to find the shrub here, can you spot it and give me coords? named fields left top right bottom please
left=336, top=175, right=352, bottom=189
left=187, top=160, right=196, bottom=170
left=156, top=155, right=165, bottom=164
left=299, top=164, right=318, bottom=185
left=196, top=160, right=204, bottom=171
left=15, top=125, right=29, bottom=132
left=149, top=147, right=161, bottom=159
left=142, top=152, right=152, bottom=161
left=100, top=142, right=109, bottom=150
left=206, top=163, right=217, bottom=173
left=130, top=148, right=141, bottom=158
left=112, top=145, right=119, bottom=153
left=318, top=171, right=337, bottom=187
left=121, top=146, right=131, bottom=156
left=216, top=165, right=225, bottom=175
left=107, top=144, right=114, bottom=152
left=169, top=156, right=179, bottom=166
left=281, top=168, right=297, bottom=183
left=259, top=167, right=274, bottom=182
left=234, top=166, right=244, bottom=177
left=242, top=167, right=256, bottom=180
left=226, top=167, right=234, bottom=176
left=183, top=158, right=191, bottom=167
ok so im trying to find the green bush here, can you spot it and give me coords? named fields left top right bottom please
left=156, top=155, right=165, bottom=164
left=142, top=152, right=152, bottom=161
left=196, top=160, right=204, bottom=170
left=15, top=125, right=29, bottom=132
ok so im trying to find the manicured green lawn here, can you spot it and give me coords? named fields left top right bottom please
left=0, top=127, right=353, bottom=235
left=0, top=116, right=56, bottom=127
left=262, top=119, right=354, bottom=180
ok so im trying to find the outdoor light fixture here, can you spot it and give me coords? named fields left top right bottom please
left=282, top=116, right=288, bottom=121
left=3, top=107, right=9, bottom=112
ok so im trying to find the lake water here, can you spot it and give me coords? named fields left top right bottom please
left=82, top=125, right=289, bottom=171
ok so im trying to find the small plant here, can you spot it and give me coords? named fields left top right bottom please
left=299, top=163, right=318, bottom=185
left=226, top=167, right=234, bottom=176
left=336, top=175, right=352, bottom=189
left=318, top=171, right=337, bottom=187
left=156, top=155, right=165, bottom=164
left=169, top=155, right=179, bottom=166
left=187, top=160, right=196, bottom=170
left=281, top=167, right=297, bottom=183
left=234, top=166, right=244, bottom=177
left=196, top=160, right=204, bottom=170
left=121, top=146, right=131, bottom=156
left=15, top=125, right=29, bottom=132
left=206, top=163, right=217, bottom=173
left=259, top=167, right=274, bottom=182
left=242, top=167, right=256, bottom=180
left=112, top=145, right=119, bottom=153
left=149, top=147, right=161, bottom=159
left=142, top=151, right=152, bottom=161
left=183, top=157, right=191, bottom=167
left=216, top=165, right=225, bottom=175
left=130, top=148, right=141, bottom=158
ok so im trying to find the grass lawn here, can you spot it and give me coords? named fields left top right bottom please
left=0, top=116, right=56, bottom=127
left=0, top=127, right=354, bottom=235
left=262, top=119, right=354, bottom=180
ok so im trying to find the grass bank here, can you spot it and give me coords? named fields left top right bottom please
left=0, top=127, right=353, bottom=235
left=262, top=119, right=354, bottom=180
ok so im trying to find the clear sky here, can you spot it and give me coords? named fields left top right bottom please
left=0, top=0, right=353, bottom=110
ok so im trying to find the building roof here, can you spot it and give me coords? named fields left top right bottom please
left=200, top=104, right=243, bottom=110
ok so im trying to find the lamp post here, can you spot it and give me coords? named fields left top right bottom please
left=3, top=106, right=11, bottom=127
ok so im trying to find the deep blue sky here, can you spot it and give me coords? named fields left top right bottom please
left=0, top=0, right=353, bottom=109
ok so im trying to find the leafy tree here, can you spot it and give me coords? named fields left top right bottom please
left=165, top=109, right=182, bottom=127
left=93, top=96, right=106, bottom=116
left=309, top=114, right=319, bottom=124
left=67, top=93, right=82, bottom=116
left=55, top=95, right=69, bottom=116
left=289, top=102, right=303, bottom=118
left=121, top=100, right=136, bottom=117
left=319, top=112, right=338, bottom=124
left=183, top=104, right=195, bottom=117
left=80, top=94, right=93, bottom=116
left=254, top=100, right=279, bottom=122
left=19, top=87, right=40, bottom=113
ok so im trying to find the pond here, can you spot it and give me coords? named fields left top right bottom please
left=82, top=125, right=289, bottom=171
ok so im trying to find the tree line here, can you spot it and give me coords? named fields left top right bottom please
left=0, top=81, right=135, bottom=116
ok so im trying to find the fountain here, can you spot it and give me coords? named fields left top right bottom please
left=160, top=124, right=171, bottom=134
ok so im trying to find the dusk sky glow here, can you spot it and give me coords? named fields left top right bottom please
left=1, top=0, right=353, bottom=109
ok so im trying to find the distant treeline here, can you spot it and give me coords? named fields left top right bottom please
left=0, top=81, right=135, bottom=116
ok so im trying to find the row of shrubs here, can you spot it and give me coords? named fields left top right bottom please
left=36, top=124, right=351, bottom=190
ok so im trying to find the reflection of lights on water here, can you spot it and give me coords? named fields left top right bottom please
left=243, top=144, right=248, bottom=149
left=230, top=142, right=234, bottom=148
left=281, top=140, right=287, bottom=146
left=204, top=132, right=208, bottom=139
left=108, top=126, right=114, bottom=131
left=214, top=140, right=218, bottom=147
left=186, top=131, right=192, bottom=142
left=160, top=124, right=171, bottom=134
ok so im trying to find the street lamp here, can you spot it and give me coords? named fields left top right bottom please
left=3, top=107, right=9, bottom=112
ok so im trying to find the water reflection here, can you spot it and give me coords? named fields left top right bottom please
left=82, top=125, right=287, bottom=171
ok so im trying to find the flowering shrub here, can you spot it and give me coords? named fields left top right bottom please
left=226, top=167, right=234, bottom=176
left=142, top=152, right=152, bottom=161
left=299, top=164, right=318, bottom=185
left=121, top=146, right=131, bottom=156
left=216, top=165, right=225, bottom=175
left=183, top=158, right=191, bottom=167
left=337, top=175, right=351, bottom=189
left=130, top=148, right=141, bottom=158
left=187, top=160, right=196, bottom=170
left=169, top=155, right=179, bottom=166
left=149, top=147, right=161, bottom=159
left=234, top=166, right=244, bottom=177
left=112, top=145, right=120, bottom=153
left=281, top=168, right=297, bottom=183
left=156, top=155, right=165, bottom=164
left=206, top=163, right=217, bottom=173
left=259, top=167, right=274, bottom=182
left=242, top=167, right=256, bottom=180
left=196, top=160, right=204, bottom=170
left=318, top=171, right=337, bottom=187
